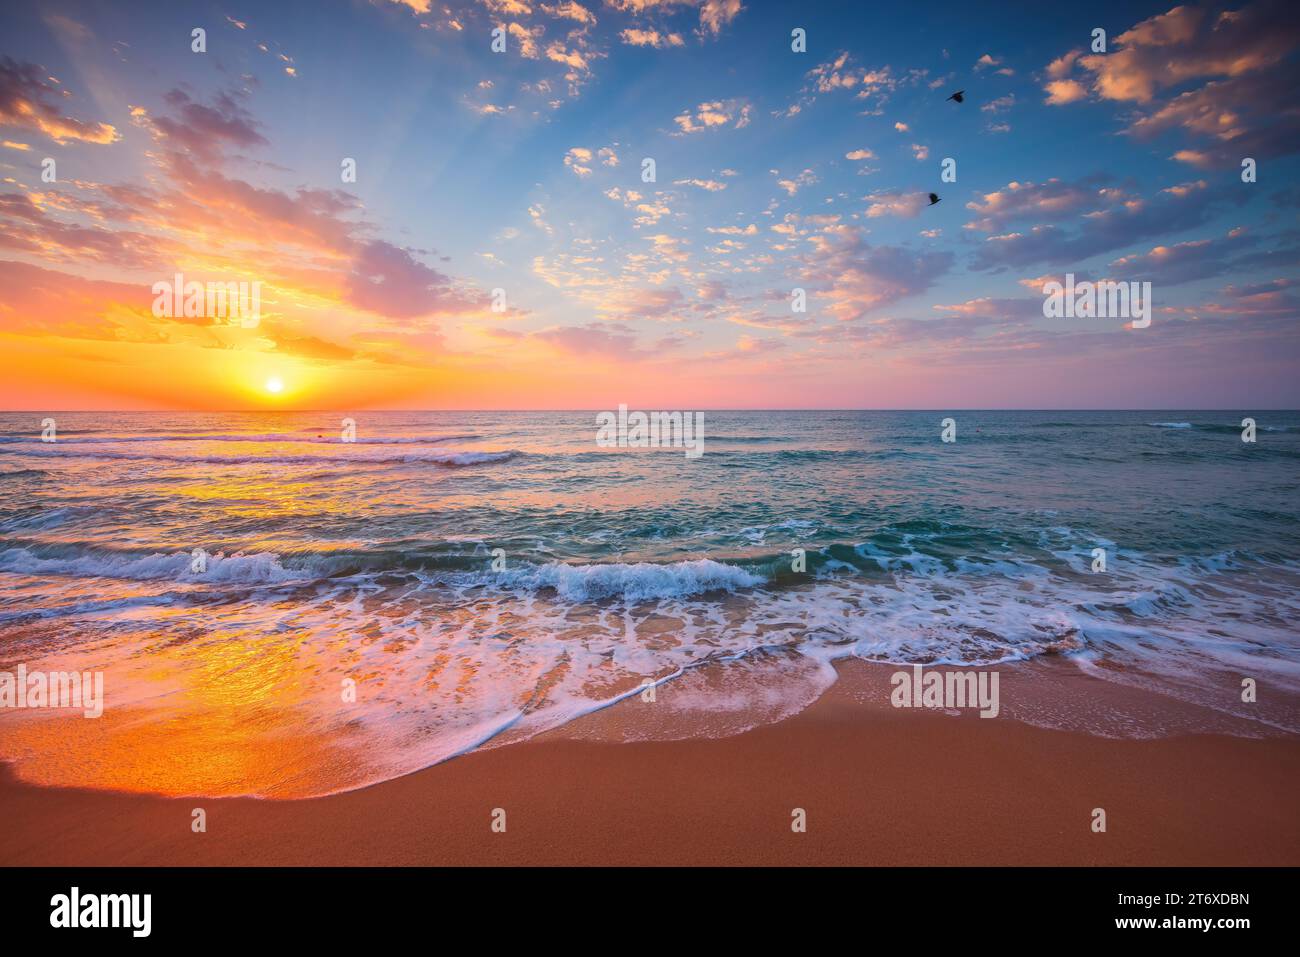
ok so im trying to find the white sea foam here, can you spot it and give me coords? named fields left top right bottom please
left=0, top=547, right=307, bottom=582
left=0, top=547, right=768, bottom=597
left=5, top=539, right=1299, bottom=797
left=494, top=558, right=765, bottom=601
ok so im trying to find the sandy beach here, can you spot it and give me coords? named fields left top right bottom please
left=3, top=658, right=1297, bottom=867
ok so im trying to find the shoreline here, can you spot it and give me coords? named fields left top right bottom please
left=2, top=658, right=1298, bottom=866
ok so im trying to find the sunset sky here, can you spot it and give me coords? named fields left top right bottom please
left=1, top=0, right=1297, bottom=410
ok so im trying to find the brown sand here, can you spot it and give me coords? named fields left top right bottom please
left=3, top=659, right=1298, bottom=866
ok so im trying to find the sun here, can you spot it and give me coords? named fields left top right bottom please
left=264, top=377, right=284, bottom=394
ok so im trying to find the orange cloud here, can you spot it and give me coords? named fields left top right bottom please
left=0, top=58, right=118, bottom=145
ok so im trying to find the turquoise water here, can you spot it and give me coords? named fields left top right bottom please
left=1, top=410, right=1298, bottom=795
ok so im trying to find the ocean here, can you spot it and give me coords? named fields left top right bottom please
left=1, top=410, right=1298, bottom=796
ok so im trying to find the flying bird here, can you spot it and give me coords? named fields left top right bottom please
left=928, top=193, right=941, bottom=205
left=947, top=90, right=965, bottom=103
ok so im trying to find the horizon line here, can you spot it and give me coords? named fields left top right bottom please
left=2, top=408, right=1296, bottom=414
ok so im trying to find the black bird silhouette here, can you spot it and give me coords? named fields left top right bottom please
left=947, top=90, right=965, bottom=103
left=928, top=193, right=941, bottom=205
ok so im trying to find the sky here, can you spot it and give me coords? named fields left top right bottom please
left=0, top=0, right=1297, bottom=410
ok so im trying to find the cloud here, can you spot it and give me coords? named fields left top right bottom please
left=0, top=259, right=150, bottom=338
left=0, top=57, right=119, bottom=145
left=633, top=200, right=671, bottom=226
left=965, top=178, right=1099, bottom=232
left=802, top=227, right=953, bottom=320
left=1107, top=228, right=1300, bottom=284
left=541, top=1, right=596, bottom=23
left=865, top=189, right=928, bottom=218
left=596, top=285, right=689, bottom=322
left=775, top=168, right=817, bottom=196
left=932, top=296, right=1045, bottom=321
left=620, top=28, right=685, bottom=47
left=969, top=177, right=1241, bottom=270
left=273, top=334, right=356, bottom=361
left=1040, top=1, right=1300, bottom=165
left=809, top=54, right=893, bottom=95
left=0, top=256, right=366, bottom=363
left=144, top=89, right=269, bottom=161
left=698, top=0, right=743, bottom=36
left=1, top=87, right=486, bottom=333
left=604, top=0, right=743, bottom=38
left=695, top=279, right=729, bottom=300
left=533, top=322, right=656, bottom=359
left=672, top=99, right=751, bottom=133
left=565, top=146, right=594, bottom=176
left=1046, top=49, right=1081, bottom=79
left=507, top=22, right=542, bottom=59
left=674, top=178, right=727, bottom=190
left=811, top=291, right=1300, bottom=393
left=0, top=190, right=165, bottom=270
left=780, top=53, right=899, bottom=116
left=1086, top=2, right=1294, bottom=104
left=981, top=94, right=1015, bottom=114
left=1194, top=278, right=1299, bottom=318
left=1130, top=61, right=1300, bottom=167
left=482, top=0, right=535, bottom=14
left=345, top=240, right=475, bottom=319
left=546, top=39, right=593, bottom=72
left=824, top=311, right=1018, bottom=353
left=644, top=232, right=689, bottom=260
left=1044, top=79, right=1088, bottom=105
left=529, top=203, right=554, bottom=235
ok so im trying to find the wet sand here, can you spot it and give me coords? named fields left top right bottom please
left=2, top=658, right=1298, bottom=866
